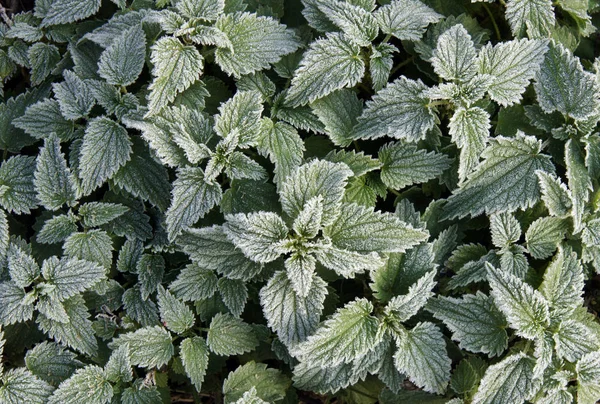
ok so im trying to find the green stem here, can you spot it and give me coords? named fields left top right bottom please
left=390, top=56, right=415, bottom=76
left=483, top=4, right=502, bottom=41
left=388, top=188, right=401, bottom=197
left=382, top=34, right=392, bottom=43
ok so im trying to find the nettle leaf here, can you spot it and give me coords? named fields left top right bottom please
left=41, top=257, right=105, bottom=301
left=169, top=264, right=218, bottom=302
left=292, top=196, right=323, bottom=238
left=316, top=0, right=378, bottom=46
left=554, top=319, right=600, bottom=362
left=384, top=270, right=436, bottom=323
left=257, top=119, right=304, bottom=187
left=222, top=361, right=290, bottom=404
left=393, top=322, right=451, bottom=394
left=207, top=313, right=258, bottom=356
left=218, top=278, right=248, bottom=317
left=260, top=271, right=328, bottom=347
left=79, top=202, right=129, bottom=228
left=280, top=160, right=353, bottom=226
left=136, top=254, right=165, bottom=301
left=165, top=167, right=222, bottom=241
left=53, top=70, right=95, bottom=120
left=353, top=77, right=435, bottom=141
left=214, top=90, right=263, bottom=145
left=487, top=264, right=550, bottom=339
left=25, top=341, right=83, bottom=386
left=427, top=292, right=508, bottom=357
left=577, top=351, right=600, bottom=404
left=449, top=106, right=490, bottom=183
left=536, top=171, right=572, bottom=217
left=79, top=117, right=132, bottom=195
left=286, top=33, right=365, bottom=107
left=13, top=99, right=74, bottom=141
left=478, top=38, right=548, bottom=106
left=374, top=0, right=442, bottom=41
left=443, top=133, right=554, bottom=220
left=110, top=326, right=174, bottom=368
left=148, top=37, right=203, bottom=114
left=284, top=253, right=317, bottom=298
left=325, top=202, right=429, bottom=254
left=311, top=89, right=363, bottom=147
left=472, top=353, right=537, bottom=404
left=505, top=0, right=555, bottom=37
left=104, top=345, right=132, bottom=384
left=431, top=24, right=477, bottom=82
left=379, top=142, right=451, bottom=189
left=28, top=43, right=60, bottom=86
left=41, top=0, right=101, bottom=26
left=292, top=298, right=382, bottom=367
left=38, top=213, right=77, bottom=244
left=48, top=365, right=112, bottom=404
left=0, top=281, right=35, bottom=325
left=369, top=43, right=396, bottom=92
left=175, top=0, right=225, bottom=20
left=525, top=216, right=568, bottom=259
left=0, top=368, right=54, bottom=404
left=122, top=287, right=160, bottom=327
left=324, top=150, right=381, bottom=177
left=314, top=244, right=384, bottom=278
left=63, top=230, right=113, bottom=269
left=0, top=155, right=38, bottom=214
left=534, top=43, right=600, bottom=121
left=8, top=246, right=40, bottom=288
left=565, top=139, right=592, bottom=233
left=98, top=24, right=146, bottom=87
left=180, top=336, right=209, bottom=392
left=157, top=286, right=195, bottom=334
left=34, top=135, right=77, bottom=211
left=490, top=212, right=521, bottom=248
left=223, top=211, right=288, bottom=263
left=582, top=219, right=600, bottom=247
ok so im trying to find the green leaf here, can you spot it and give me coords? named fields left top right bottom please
left=37, top=295, right=97, bottom=356
left=25, top=341, right=82, bottom=386
left=217, top=278, right=248, bottom=317
left=63, top=230, right=113, bottom=269
left=180, top=336, right=209, bottom=392
left=565, top=139, right=592, bottom=232
left=165, top=167, right=222, bottom=241
left=284, top=253, right=317, bottom=298
left=98, top=25, right=146, bottom=87
left=169, top=264, right=218, bottom=302
left=442, top=133, right=554, bottom=219
left=385, top=270, right=436, bottom=322
left=374, top=0, right=442, bottom=41
left=41, top=0, right=101, bottom=26
left=136, top=254, right=165, bottom=301
left=490, top=212, right=521, bottom=248
left=110, top=326, right=174, bottom=368
left=554, top=319, right=600, bottom=362
left=234, top=387, right=269, bottom=404
left=314, top=244, right=384, bottom=278
left=534, top=43, right=599, bottom=120
left=215, top=12, right=300, bottom=78
left=122, top=287, right=160, bottom=327
left=316, top=0, right=378, bottom=46
left=260, top=271, right=328, bottom=347
left=28, top=43, right=60, bottom=86
left=214, top=90, right=263, bottom=145
left=157, top=286, right=194, bottom=334
left=582, top=218, right=600, bottom=247
left=506, top=0, right=555, bottom=37
left=223, top=211, right=288, bottom=263
left=393, top=322, right=451, bottom=394
left=0, top=368, right=54, bottom=404
left=311, top=89, right=363, bottom=147
left=207, top=313, right=258, bottom=355
left=34, top=135, right=77, bottom=211
left=427, top=292, right=508, bottom=357
left=525, top=216, right=568, bottom=259
left=353, top=77, right=435, bottom=141
left=222, top=361, right=290, bottom=404
left=0, top=156, right=38, bottom=214
left=48, top=365, right=112, bottom=404
left=472, top=353, right=537, bottom=404
left=79, top=117, right=132, bottom=195
left=379, top=141, right=451, bottom=189
left=325, top=202, right=429, bottom=254
left=52, top=70, right=95, bottom=119
left=257, top=119, right=304, bottom=187
left=8, top=245, right=40, bottom=289
left=37, top=214, right=76, bottom=243
left=450, top=357, right=487, bottom=397
left=147, top=37, right=203, bottom=114
left=0, top=281, right=34, bottom=325
left=369, top=43, right=396, bottom=92
left=280, top=160, right=353, bottom=226
left=536, top=171, right=572, bottom=217
left=487, top=264, right=550, bottom=339
left=324, top=150, right=381, bottom=177
left=104, top=345, right=132, bottom=383
left=292, top=298, right=382, bottom=367
left=431, top=24, right=477, bottom=82
left=41, top=256, right=105, bottom=301
left=286, top=33, right=365, bottom=107
left=120, top=384, right=162, bottom=404
left=13, top=99, right=74, bottom=141
left=175, top=0, right=224, bottom=19
left=577, top=351, right=600, bottom=404
left=539, top=246, right=584, bottom=321
left=478, top=38, right=548, bottom=106
left=448, top=106, right=490, bottom=182
left=79, top=202, right=129, bottom=227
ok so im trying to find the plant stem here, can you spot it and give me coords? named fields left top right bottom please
left=390, top=56, right=415, bottom=76
left=483, top=3, right=502, bottom=41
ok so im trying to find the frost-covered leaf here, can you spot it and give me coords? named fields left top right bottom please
left=525, top=216, right=568, bottom=259
left=214, top=90, right=263, bottom=145
left=0, top=155, right=38, bottom=214
left=223, top=211, right=288, bottom=263
left=316, top=0, right=378, bottom=46
left=535, top=43, right=599, bottom=120
left=165, top=167, right=222, bottom=241
left=393, top=322, right=451, bottom=394
left=8, top=246, right=39, bottom=288
left=215, top=12, right=300, bottom=78
left=490, top=212, right=521, bottom=248
left=218, top=278, right=248, bottom=317
left=577, top=351, right=600, bottom=404
left=554, top=319, right=600, bottom=362
left=375, top=0, right=442, bottom=41
left=98, top=25, right=146, bottom=87
left=41, top=0, right=101, bottom=26
left=120, top=385, right=161, bottom=404
left=207, top=313, right=258, bottom=355
left=353, top=77, right=435, bottom=141
left=478, top=39, right=548, bottom=106
left=157, top=286, right=194, bottom=334
left=324, top=150, right=381, bottom=177
left=0, top=281, right=34, bottom=325
left=284, top=253, right=317, bottom=298
left=79, top=202, right=128, bottom=228
left=292, top=196, right=323, bottom=239
left=79, top=117, right=132, bottom=195
left=565, top=139, right=592, bottom=232
left=41, top=257, right=105, bottom=301
left=34, top=135, right=77, bottom=211
left=443, top=133, right=554, bottom=219
left=169, top=264, right=218, bottom=302
left=38, top=214, right=76, bottom=244
left=53, top=70, right=95, bottom=119
left=505, top=0, right=555, bottom=37
left=431, top=24, right=477, bottom=82
left=487, top=263, right=550, bottom=339
left=292, top=298, right=381, bottom=367
left=427, top=292, right=508, bottom=357
left=385, top=270, right=436, bottom=322
left=28, top=43, right=60, bottom=86
left=104, top=345, right=131, bottom=384
left=180, top=336, right=209, bottom=392
left=109, top=326, right=174, bottom=368
left=260, top=271, right=327, bottom=347
left=175, top=0, right=225, bottom=20
left=222, top=361, right=290, bottom=404
left=449, top=106, right=490, bottom=182
left=536, top=171, right=571, bottom=217
left=257, top=119, right=304, bottom=187
left=582, top=219, right=600, bottom=247
left=313, top=245, right=384, bottom=278
left=325, top=202, right=429, bottom=254
left=379, top=142, right=451, bottom=189
left=136, top=254, right=164, bottom=301
left=235, top=387, right=269, bottom=404
left=13, top=99, right=74, bottom=141
left=286, top=33, right=365, bottom=107
left=25, top=342, right=82, bottom=386
left=0, top=368, right=54, bottom=404
left=369, top=43, right=396, bottom=92
left=148, top=37, right=203, bottom=114
left=48, top=365, right=112, bottom=404
left=311, top=89, right=363, bottom=147
left=122, top=287, right=160, bottom=327
left=472, top=353, right=537, bottom=404
left=63, top=230, right=113, bottom=269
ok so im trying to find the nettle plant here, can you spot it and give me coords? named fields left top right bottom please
left=0, top=0, right=599, bottom=402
